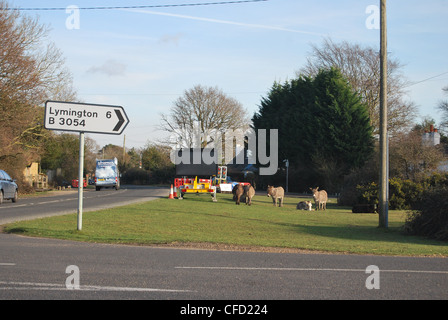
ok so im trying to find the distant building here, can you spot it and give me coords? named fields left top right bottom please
left=23, top=162, right=48, bottom=189
left=422, top=125, right=448, bottom=172
left=422, top=124, right=441, bottom=146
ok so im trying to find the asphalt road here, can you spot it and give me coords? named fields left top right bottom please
left=1, top=230, right=447, bottom=302
left=0, top=186, right=447, bottom=306
left=0, top=185, right=168, bottom=225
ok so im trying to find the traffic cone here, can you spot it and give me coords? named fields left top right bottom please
left=169, top=184, right=174, bottom=199
left=173, top=186, right=178, bottom=198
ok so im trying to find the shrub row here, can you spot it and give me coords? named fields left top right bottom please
left=353, top=173, right=448, bottom=210
left=121, top=166, right=175, bottom=185
left=403, top=187, right=448, bottom=241
left=351, top=173, right=448, bottom=241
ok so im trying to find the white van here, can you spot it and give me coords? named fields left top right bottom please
left=95, top=158, right=120, bottom=191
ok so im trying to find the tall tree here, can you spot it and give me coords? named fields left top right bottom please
left=160, top=84, right=250, bottom=149
left=438, top=86, right=448, bottom=133
left=298, top=38, right=416, bottom=135
left=253, top=77, right=315, bottom=164
left=253, top=68, right=374, bottom=192
left=311, top=68, right=374, bottom=178
left=98, top=144, right=130, bottom=172
left=40, top=133, right=98, bottom=182
left=141, top=143, right=173, bottom=171
left=0, top=1, right=77, bottom=175
left=141, top=143, right=175, bottom=184
left=389, top=130, right=445, bottom=182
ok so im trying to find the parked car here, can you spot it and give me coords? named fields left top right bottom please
left=71, top=178, right=87, bottom=188
left=0, top=170, right=18, bottom=204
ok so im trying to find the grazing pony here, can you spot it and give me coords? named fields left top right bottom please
left=266, top=185, right=284, bottom=207
left=310, top=187, right=328, bottom=211
left=243, top=185, right=255, bottom=206
left=233, top=184, right=244, bottom=205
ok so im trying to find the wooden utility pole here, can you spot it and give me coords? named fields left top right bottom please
left=379, top=0, right=389, bottom=228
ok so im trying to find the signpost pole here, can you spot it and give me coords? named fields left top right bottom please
left=77, top=132, right=85, bottom=231
left=284, top=159, right=289, bottom=193
left=44, top=100, right=129, bottom=230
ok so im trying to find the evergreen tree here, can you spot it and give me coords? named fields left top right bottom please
left=252, top=68, right=373, bottom=192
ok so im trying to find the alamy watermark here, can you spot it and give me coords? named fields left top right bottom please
left=66, top=5, right=80, bottom=30
left=365, top=265, right=380, bottom=289
left=365, top=5, right=380, bottom=30
left=168, top=122, right=278, bottom=176
left=65, top=265, right=80, bottom=289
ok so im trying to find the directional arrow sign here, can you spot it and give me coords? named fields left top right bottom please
left=44, top=100, right=129, bottom=135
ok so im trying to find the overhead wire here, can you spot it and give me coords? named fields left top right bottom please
left=405, top=71, right=448, bottom=88
left=5, top=0, right=268, bottom=11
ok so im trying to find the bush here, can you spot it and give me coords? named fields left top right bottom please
left=150, top=166, right=175, bottom=185
left=337, top=157, right=379, bottom=206
left=16, top=177, right=35, bottom=195
left=405, top=186, right=448, bottom=241
left=341, top=172, right=448, bottom=240
left=388, top=178, right=425, bottom=210
left=355, top=182, right=378, bottom=206
left=121, top=168, right=150, bottom=185
left=348, top=173, right=448, bottom=210
left=426, top=172, right=448, bottom=188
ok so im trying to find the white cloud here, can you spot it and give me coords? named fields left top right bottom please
left=158, top=33, right=186, bottom=45
left=87, top=59, right=127, bottom=77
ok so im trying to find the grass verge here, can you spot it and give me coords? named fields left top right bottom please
left=3, top=193, right=447, bottom=256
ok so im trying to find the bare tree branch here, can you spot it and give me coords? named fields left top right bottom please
left=437, top=86, right=448, bottom=133
left=298, top=38, right=417, bottom=135
left=159, top=84, right=250, bottom=148
left=0, top=0, right=77, bottom=171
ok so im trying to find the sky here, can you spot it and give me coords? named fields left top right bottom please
left=8, top=0, right=448, bottom=150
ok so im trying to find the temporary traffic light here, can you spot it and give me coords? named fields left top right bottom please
left=221, top=166, right=227, bottom=180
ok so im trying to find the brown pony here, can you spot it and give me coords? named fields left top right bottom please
left=243, top=185, right=255, bottom=206
left=233, top=184, right=244, bottom=205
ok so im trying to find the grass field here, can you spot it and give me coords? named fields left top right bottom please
left=4, top=192, right=448, bottom=257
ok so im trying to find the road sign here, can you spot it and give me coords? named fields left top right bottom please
left=44, top=100, right=129, bottom=135
left=44, top=101, right=130, bottom=231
